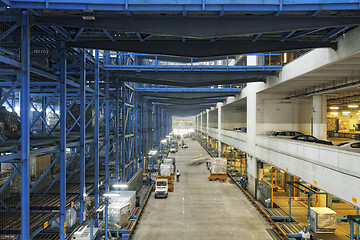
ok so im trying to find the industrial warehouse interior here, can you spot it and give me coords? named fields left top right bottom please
left=1, top=1, right=360, bottom=240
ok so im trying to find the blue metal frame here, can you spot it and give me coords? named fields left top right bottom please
left=9, top=0, right=360, bottom=12
left=20, top=10, right=30, bottom=240
left=59, top=41, right=67, bottom=240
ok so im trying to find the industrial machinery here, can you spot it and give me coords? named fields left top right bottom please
left=0, top=106, right=20, bottom=139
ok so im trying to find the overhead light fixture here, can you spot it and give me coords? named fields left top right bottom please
left=82, top=10, right=95, bottom=20
left=113, top=184, right=128, bottom=188
left=329, top=106, right=339, bottom=110
left=342, top=111, right=351, bottom=115
left=348, top=105, right=359, bottom=108
left=330, top=112, right=338, bottom=116
left=103, top=193, right=121, bottom=197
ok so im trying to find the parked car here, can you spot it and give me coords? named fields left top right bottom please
left=291, top=135, right=333, bottom=145
left=182, top=144, right=188, bottom=148
left=233, top=127, right=247, bottom=133
left=336, top=141, right=360, bottom=151
left=268, top=131, right=304, bottom=138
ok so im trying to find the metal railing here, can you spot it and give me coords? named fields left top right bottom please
left=102, top=52, right=283, bottom=72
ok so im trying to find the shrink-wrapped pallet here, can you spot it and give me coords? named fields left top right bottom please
left=108, top=191, right=136, bottom=213
left=108, top=203, right=131, bottom=228
left=310, top=207, right=337, bottom=233
left=210, top=157, right=227, bottom=174
left=160, top=163, right=172, bottom=176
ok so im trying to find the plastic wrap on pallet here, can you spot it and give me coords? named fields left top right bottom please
left=52, top=208, right=77, bottom=228
left=160, top=163, right=172, bottom=177
left=108, top=203, right=131, bottom=228
left=210, top=157, right=227, bottom=174
left=210, top=165, right=227, bottom=174
left=310, top=207, right=337, bottom=233
left=108, top=191, right=136, bottom=213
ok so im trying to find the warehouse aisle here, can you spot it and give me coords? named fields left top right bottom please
left=132, top=139, right=273, bottom=240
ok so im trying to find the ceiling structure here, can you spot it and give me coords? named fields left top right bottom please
left=2, top=2, right=360, bottom=116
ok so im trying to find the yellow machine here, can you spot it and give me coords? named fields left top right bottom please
left=156, top=175, right=174, bottom=192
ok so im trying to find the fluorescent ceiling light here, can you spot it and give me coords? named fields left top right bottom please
left=103, top=193, right=121, bottom=197
left=348, top=105, right=359, bottom=108
left=113, top=184, right=128, bottom=188
left=330, top=112, right=338, bottom=116
left=329, top=106, right=339, bottom=110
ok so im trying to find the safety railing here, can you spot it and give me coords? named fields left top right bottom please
left=102, top=52, right=283, bottom=72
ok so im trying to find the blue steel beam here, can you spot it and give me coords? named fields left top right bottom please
left=136, top=88, right=242, bottom=93
left=320, top=26, right=350, bottom=42
left=59, top=41, right=67, bottom=240
left=105, top=71, right=110, bottom=192
left=115, top=78, right=120, bottom=183
left=12, top=1, right=360, bottom=12
left=122, top=81, right=126, bottom=182
left=20, top=10, right=30, bottom=240
left=79, top=51, right=86, bottom=223
left=94, top=50, right=100, bottom=219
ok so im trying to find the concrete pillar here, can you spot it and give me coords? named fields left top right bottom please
left=200, top=113, right=203, bottom=134
left=217, top=103, right=223, bottom=155
left=312, top=95, right=327, bottom=140
left=246, top=83, right=262, bottom=198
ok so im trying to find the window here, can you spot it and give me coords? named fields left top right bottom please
left=350, top=143, right=360, bottom=148
left=297, top=136, right=306, bottom=140
left=307, top=136, right=317, bottom=141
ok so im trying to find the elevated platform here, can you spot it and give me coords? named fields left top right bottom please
left=200, top=126, right=360, bottom=208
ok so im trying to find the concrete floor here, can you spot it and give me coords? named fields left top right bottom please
left=132, top=139, right=273, bottom=240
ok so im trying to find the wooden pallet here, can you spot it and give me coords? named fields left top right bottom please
left=208, top=174, right=227, bottom=181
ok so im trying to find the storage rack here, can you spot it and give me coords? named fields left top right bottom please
left=0, top=16, right=171, bottom=238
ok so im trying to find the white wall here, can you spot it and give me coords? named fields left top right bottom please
left=222, top=109, right=246, bottom=130
left=256, top=94, right=312, bottom=135
left=208, top=110, right=218, bottom=128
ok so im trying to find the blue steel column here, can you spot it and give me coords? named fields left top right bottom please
left=79, top=51, right=86, bottom=223
left=20, top=10, right=30, bottom=240
left=140, top=96, right=144, bottom=170
left=94, top=50, right=100, bottom=222
left=134, top=92, right=138, bottom=172
left=121, top=82, right=126, bottom=182
left=42, top=97, right=46, bottom=134
left=105, top=71, right=110, bottom=192
left=59, top=41, right=67, bottom=240
left=131, top=85, right=135, bottom=176
left=115, top=78, right=120, bottom=183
